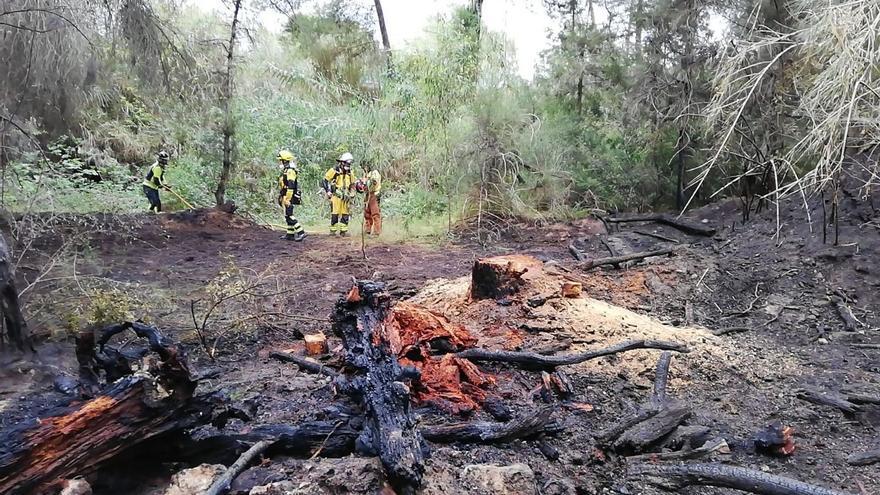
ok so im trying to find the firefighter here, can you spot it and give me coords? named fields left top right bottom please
left=277, top=150, right=307, bottom=242
left=321, top=152, right=355, bottom=236
left=142, top=150, right=171, bottom=213
left=358, top=161, right=382, bottom=236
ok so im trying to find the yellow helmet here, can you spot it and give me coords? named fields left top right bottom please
left=277, top=149, right=295, bottom=163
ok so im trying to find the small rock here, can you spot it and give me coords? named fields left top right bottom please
left=60, top=479, right=92, bottom=495
left=460, top=463, right=536, bottom=495
left=817, top=338, right=829, bottom=345
left=249, top=481, right=302, bottom=495
left=542, top=479, right=576, bottom=495
left=164, top=464, right=225, bottom=495
left=53, top=375, right=80, bottom=396
left=854, top=263, right=870, bottom=274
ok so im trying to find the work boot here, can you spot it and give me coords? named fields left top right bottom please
left=293, top=231, right=307, bottom=242
left=284, top=233, right=296, bottom=241
left=340, top=230, right=350, bottom=237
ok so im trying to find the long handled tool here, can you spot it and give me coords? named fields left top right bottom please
left=164, top=186, right=195, bottom=209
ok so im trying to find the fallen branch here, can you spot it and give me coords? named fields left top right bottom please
left=578, top=247, right=677, bottom=271
left=269, top=351, right=339, bottom=377
left=606, top=213, right=716, bottom=237
left=626, top=437, right=729, bottom=463
left=204, top=440, right=272, bottom=495
left=629, top=462, right=853, bottom=495
left=796, top=388, right=861, bottom=415
left=568, top=243, right=585, bottom=261
left=712, top=326, right=751, bottom=336
left=847, top=449, right=880, bottom=466
left=421, top=407, right=555, bottom=444
left=456, top=339, right=689, bottom=370
left=651, top=352, right=672, bottom=407
left=633, top=230, right=681, bottom=244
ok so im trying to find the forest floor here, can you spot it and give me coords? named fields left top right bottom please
left=1, top=193, right=879, bottom=495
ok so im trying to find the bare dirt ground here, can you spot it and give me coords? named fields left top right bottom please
left=1, top=193, right=878, bottom=495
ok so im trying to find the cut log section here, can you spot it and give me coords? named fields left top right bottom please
left=561, top=282, right=582, bottom=298
left=457, top=339, right=689, bottom=371
left=629, top=462, right=853, bottom=495
left=470, top=255, right=542, bottom=300
left=578, top=247, right=677, bottom=271
left=0, top=322, right=224, bottom=495
left=606, top=213, right=716, bottom=237
left=0, top=232, right=31, bottom=352
left=304, top=333, right=329, bottom=356
left=332, top=281, right=426, bottom=494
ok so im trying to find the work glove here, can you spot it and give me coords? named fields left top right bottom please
left=282, top=196, right=291, bottom=207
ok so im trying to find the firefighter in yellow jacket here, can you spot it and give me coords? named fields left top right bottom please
left=277, top=150, right=307, bottom=242
left=321, top=152, right=355, bottom=235
left=142, top=150, right=171, bottom=213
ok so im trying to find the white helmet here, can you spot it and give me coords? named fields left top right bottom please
left=337, top=152, right=354, bottom=164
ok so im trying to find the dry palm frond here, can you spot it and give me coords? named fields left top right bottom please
left=693, top=0, right=880, bottom=210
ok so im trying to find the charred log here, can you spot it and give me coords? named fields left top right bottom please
left=629, top=462, right=853, bottom=495
left=0, top=323, right=223, bottom=495
left=0, top=233, right=30, bottom=352
left=578, top=247, right=678, bottom=271
left=606, top=213, right=716, bottom=237
left=332, top=281, right=425, bottom=494
left=613, top=404, right=692, bottom=454
left=421, top=406, right=555, bottom=444
left=270, top=351, right=339, bottom=377
left=457, top=339, right=688, bottom=371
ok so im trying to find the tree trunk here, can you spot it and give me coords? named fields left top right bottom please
left=373, top=0, right=392, bottom=72
left=333, top=281, right=426, bottom=494
left=471, top=0, right=484, bottom=40
left=0, top=232, right=30, bottom=352
left=215, top=0, right=242, bottom=207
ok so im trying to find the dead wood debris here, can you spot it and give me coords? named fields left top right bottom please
left=332, top=281, right=426, bottom=494
left=269, top=351, right=339, bottom=377
left=577, top=247, right=678, bottom=271
left=629, top=462, right=854, bottom=495
left=204, top=440, right=272, bottom=495
left=0, top=322, right=233, bottom=495
left=421, top=406, right=556, bottom=444
left=605, top=213, right=716, bottom=236
left=796, top=388, right=862, bottom=415
left=457, top=339, right=688, bottom=370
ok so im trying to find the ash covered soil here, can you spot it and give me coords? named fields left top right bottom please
left=1, top=195, right=879, bottom=495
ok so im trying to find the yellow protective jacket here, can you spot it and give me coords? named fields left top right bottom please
left=142, top=162, right=166, bottom=190
left=278, top=166, right=299, bottom=206
left=323, top=167, right=354, bottom=199
left=323, top=167, right=354, bottom=215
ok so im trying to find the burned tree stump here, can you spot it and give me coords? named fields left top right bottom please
left=0, top=232, right=30, bottom=352
left=470, top=255, right=542, bottom=300
left=0, top=322, right=225, bottom=495
left=332, top=281, right=426, bottom=494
